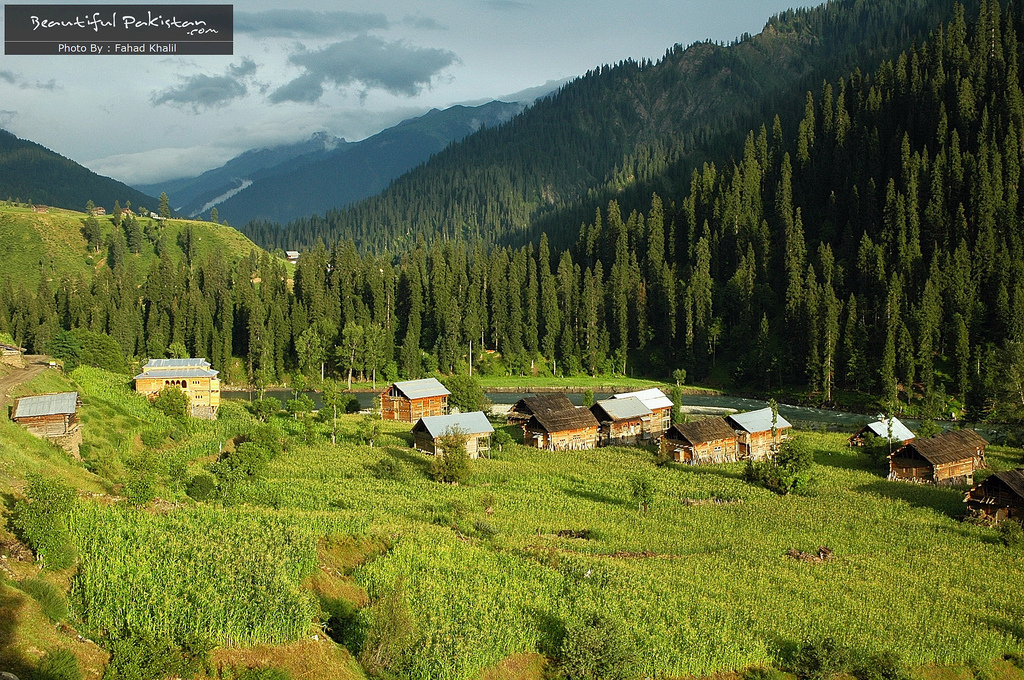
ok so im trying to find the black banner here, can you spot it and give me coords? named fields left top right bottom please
left=5, top=4, right=232, bottom=54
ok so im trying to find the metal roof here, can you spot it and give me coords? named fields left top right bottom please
left=863, top=417, right=915, bottom=442
left=727, top=407, right=792, bottom=433
left=414, top=411, right=494, bottom=438
left=390, top=378, right=451, bottom=400
left=592, top=396, right=652, bottom=421
left=12, top=392, right=78, bottom=418
left=134, top=367, right=219, bottom=380
left=613, top=388, right=674, bottom=411
left=143, top=358, right=212, bottom=369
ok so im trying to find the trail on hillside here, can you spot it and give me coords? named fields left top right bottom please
left=0, top=355, right=50, bottom=406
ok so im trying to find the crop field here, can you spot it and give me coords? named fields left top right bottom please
left=3, top=366, right=1024, bottom=679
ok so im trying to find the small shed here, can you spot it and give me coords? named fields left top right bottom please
left=965, top=469, right=1024, bottom=522
left=849, top=416, right=915, bottom=447
left=412, top=411, right=494, bottom=459
left=727, top=407, right=792, bottom=460
left=11, top=392, right=80, bottom=437
left=1, top=341, right=26, bottom=367
left=591, top=397, right=652, bottom=446
left=660, top=417, right=738, bottom=464
left=889, top=429, right=988, bottom=486
left=381, top=378, right=450, bottom=422
left=506, top=393, right=575, bottom=426
left=612, top=388, right=674, bottom=437
left=524, top=407, right=600, bottom=451
left=91, top=206, right=107, bottom=216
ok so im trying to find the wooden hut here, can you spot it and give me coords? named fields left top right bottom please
left=965, top=469, right=1024, bottom=522
left=612, top=388, right=674, bottom=438
left=660, top=417, right=739, bottom=464
left=1, top=341, right=26, bottom=366
left=11, top=392, right=80, bottom=436
left=412, top=411, right=494, bottom=459
left=726, top=407, right=792, bottom=460
left=849, top=416, right=915, bottom=447
left=524, top=407, right=600, bottom=451
left=134, top=358, right=221, bottom=419
left=380, top=378, right=450, bottom=422
left=888, top=429, right=988, bottom=485
left=506, top=393, right=575, bottom=426
left=591, top=397, right=652, bottom=446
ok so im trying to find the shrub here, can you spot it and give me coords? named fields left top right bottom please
left=234, top=669, right=291, bottom=680
left=140, top=428, right=168, bottom=448
left=746, top=436, right=814, bottom=495
left=789, top=637, right=853, bottom=680
left=999, top=519, right=1024, bottom=548
left=153, top=385, right=190, bottom=422
left=473, top=519, right=498, bottom=538
left=36, top=648, right=82, bottom=680
left=492, top=429, right=513, bottom=452
left=186, top=473, right=217, bottom=501
left=124, top=473, right=156, bottom=507
left=104, top=630, right=210, bottom=680
left=628, top=472, right=656, bottom=513
left=557, top=611, right=637, bottom=680
left=360, top=580, right=417, bottom=678
left=18, top=577, right=69, bottom=621
left=320, top=596, right=364, bottom=651
left=11, top=475, right=78, bottom=569
left=853, top=650, right=906, bottom=680
left=429, top=439, right=471, bottom=485
left=370, top=457, right=405, bottom=481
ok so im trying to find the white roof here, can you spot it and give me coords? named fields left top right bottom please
left=728, top=407, right=792, bottom=433
left=594, top=396, right=652, bottom=420
left=414, top=412, right=494, bottom=438
left=613, top=388, right=673, bottom=410
left=12, top=392, right=78, bottom=418
left=864, top=417, right=915, bottom=442
left=391, top=378, right=451, bottom=400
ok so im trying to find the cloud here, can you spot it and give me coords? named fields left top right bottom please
left=402, top=15, right=445, bottom=30
left=0, top=70, right=59, bottom=90
left=269, top=36, right=459, bottom=104
left=0, top=71, right=17, bottom=84
left=0, top=111, right=16, bottom=128
left=482, top=0, right=531, bottom=10
left=151, top=58, right=257, bottom=112
left=235, top=10, right=388, bottom=38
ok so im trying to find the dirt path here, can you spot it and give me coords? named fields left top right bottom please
left=0, top=355, right=50, bottom=406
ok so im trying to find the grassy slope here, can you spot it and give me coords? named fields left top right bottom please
left=2, top=365, right=1023, bottom=680
left=0, top=203, right=271, bottom=292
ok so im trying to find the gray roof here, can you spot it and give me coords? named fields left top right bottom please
left=12, top=392, right=78, bottom=418
left=863, top=417, right=915, bottom=442
left=413, top=411, right=494, bottom=438
left=390, top=378, right=451, bottom=400
left=592, top=396, right=652, bottom=421
left=144, top=358, right=212, bottom=369
left=613, top=388, right=674, bottom=411
left=727, top=407, right=792, bottom=433
left=134, top=367, right=218, bottom=380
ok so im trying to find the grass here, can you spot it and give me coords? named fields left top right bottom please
left=3, top=364, right=1024, bottom=680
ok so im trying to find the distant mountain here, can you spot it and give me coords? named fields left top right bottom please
left=0, top=129, right=158, bottom=213
left=145, top=100, right=528, bottom=226
left=136, top=131, right=347, bottom=217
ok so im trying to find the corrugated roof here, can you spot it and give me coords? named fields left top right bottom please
left=896, top=429, right=987, bottom=466
left=0, top=342, right=25, bottom=352
left=592, top=396, right=652, bottom=421
left=134, top=368, right=219, bottom=380
left=413, top=412, right=494, bottom=438
left=12, top=392, right=78, bottom=418
left=863, top=417, right=915, bottom=442
left=667, top=417, right=736, bottom=445
left=613, top=388, right=674, bottom=411
left=727, top=407, right=792, bottom=433
left=529, top=407, right=600, bottom=433
left=390, top=378, right=451, bottom=400
left=144, top=358, right=212, bottom=369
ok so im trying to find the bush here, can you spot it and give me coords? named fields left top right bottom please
left=746, top=436, right=814, bottom=495
left=234, top=669, right=291, bottom=680
left=153, top=385, right=190, bottom=422
left=370, top=457, right=406, bottom=481
left=18, top=577, right=69, bottom=621
left=999, top=519, right=1024, bottom=548
left=140, top=428, right=168, bottom=448
left=360, top=580, right=417, bottom=678
left=36, top=648, right=82, bottom=680
left=557, top=611, right=637, bottom=680
left=186, top=473, right=217, bottom=501
left=789, top=637, right=853, bottom=680
left=320, top=596, right=364, bottom=651
left=11, top=475, right=78, bottom=569
left=124, top=473, right=156, bottom=507
left=104, top=630, right=210, bottom=680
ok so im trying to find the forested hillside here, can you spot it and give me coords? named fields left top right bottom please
left=0, top=129, right=157, bottom=212
left=240, top=0, right=979, bottom=253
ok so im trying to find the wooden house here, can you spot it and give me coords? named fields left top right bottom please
left=888, top=429, right=988, bottom=485
left=91, top=206, right=107, bottom=216
left=727, top=407, right=792, bottom=460
left=660, top=417, right=739, bottom=464
left=849, top=416, right=915, bottom=447
left=381, top=378, right=450, bottom=422
left=412, top=411, right=494, bottom=459
left=965, top=469, right=1024, bottom=522
left=591, top=397, right=652, bottom=446
left=506, top=393, right=575, bottom=426
left=134, top=358, right=221, bottom=419
left=33, top=205, right=49, bottom=213
left=524, top=407, right=600, bottom=451
left=612, top=388, right=674, bottom=438
left=11, top=392, right=80, bottom=437
left=1, top=341, right=26, bottom=366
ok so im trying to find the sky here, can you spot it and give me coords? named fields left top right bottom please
left=0, top=0, right=798, bottom=186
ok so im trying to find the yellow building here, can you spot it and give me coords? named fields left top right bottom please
left=134, top=358, right=221, bottom=419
